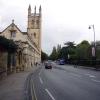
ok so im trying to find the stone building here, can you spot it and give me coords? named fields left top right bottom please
left=0, top=5, right=42, bottom=72
left=0, top=36, right=17, bottom=76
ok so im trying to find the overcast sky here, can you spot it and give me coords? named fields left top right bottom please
left=0, top=0, right=100, bottom=54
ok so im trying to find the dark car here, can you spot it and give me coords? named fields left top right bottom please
left=45, top=61, right=52, bottom=69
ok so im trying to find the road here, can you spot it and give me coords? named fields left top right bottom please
left=29, top=64, right=100, bottom=100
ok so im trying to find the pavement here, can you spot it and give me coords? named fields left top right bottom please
left=0, top=66, right=39, bottom=100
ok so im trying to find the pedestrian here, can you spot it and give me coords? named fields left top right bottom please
left=36, top=62, right=38, bottom=66
left=74, top=61, right=77, bottom=68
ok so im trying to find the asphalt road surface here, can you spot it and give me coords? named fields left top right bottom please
left=30, top=64, right=100, bottom=100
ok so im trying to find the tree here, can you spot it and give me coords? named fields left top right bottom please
left=49, top=46, right=57, bottom=60
left=76, top=40, right=90, bottom=60
left=0, top=36, right=17, bottom=53
left=60, top=46, right=68, bottom=60
left=56, top=44, right=61, bottom=59
left=64, top=41, right=75, bottom=48
left=41, top=51, right=48, bottom=62
left=93, top=41, right=100, bottom=59
left=64, top=41, right=76, bottom=59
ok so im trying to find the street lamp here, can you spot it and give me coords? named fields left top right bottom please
left=88, top=24, right=96, bottom=58
left=68, top=54, right=70, bottom=59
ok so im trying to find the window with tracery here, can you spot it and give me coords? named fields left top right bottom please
left=11, top=31, right=16, bottom=38
left=34, top=32, right=36, bottom=38
left=32, top=20, right=35, bottom=28
left=36, top=20, right=39, bottom=28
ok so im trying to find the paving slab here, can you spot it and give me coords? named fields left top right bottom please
left=0, top=66, right=39, bottom=100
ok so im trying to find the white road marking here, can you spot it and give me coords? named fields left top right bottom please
left=39, top=69, right=42, bottom=76
left=85, top=74, right=91, bottom=76
left=63, top=70, right=66, bottom=73
left=70, top=73, right=81, bottom=77
left=31, top=79, right=38, bottom=100
left=85, top=74, right=96, bottom=78
left=91, top=79, right=100, bottom=83
left=39, top=72, right=41, bottom=76
left=89, top=75, right=95, bottom=78
left=45, top=89, right=55, bottom=100
left=39, top=77, right=43, bottom=84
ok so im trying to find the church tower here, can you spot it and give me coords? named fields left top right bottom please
left=27, top=5, right=41, bottom=51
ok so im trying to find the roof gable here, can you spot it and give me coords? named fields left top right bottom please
left=0, top=21, right=28, bottom=42
left=1, top=23, right=22, bottom=34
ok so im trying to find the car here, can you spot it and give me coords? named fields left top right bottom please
left=58, top=59, right=65, bottom=65
left=45, top=61, right=52, bottom=69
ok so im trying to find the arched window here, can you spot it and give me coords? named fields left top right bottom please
left=34, top=32, right=36, bottom=38
left=36, top=20, right=39, bottom=28
left=32, top=20, right=35, bottom=24
left=11, top=31, right=16, bottom=38
left=32, top=20, right=35, bottom=28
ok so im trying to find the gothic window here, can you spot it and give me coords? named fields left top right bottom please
left=36, top=20, right=39, bottom=28
left=32, top=20, right=35, bottom=27
left=31, top=20, right=35, bottom=28
left=11, top=31, right=16, bottom=38
left=34, top=32, right=36, bottom=38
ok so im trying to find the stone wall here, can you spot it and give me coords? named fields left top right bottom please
left=0, top=51, right=8, bottom=79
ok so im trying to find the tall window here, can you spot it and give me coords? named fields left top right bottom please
left=32, top=20, right=35, bottom=28
left=32, top=20, right=35, bottom=24
left=11, top=31, right=16, bottom=38
left=34, top=32, right=36, bottom=38
left=36, top=20, right=39, bottom=28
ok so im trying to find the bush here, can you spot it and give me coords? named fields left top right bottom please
left=0, top=36, right=17, bottom=53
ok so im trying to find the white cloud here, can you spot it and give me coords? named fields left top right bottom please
left=0, top=16, right=1, bottom=21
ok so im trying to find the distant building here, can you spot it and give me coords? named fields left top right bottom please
left=0, top=5, right=42, bottom=72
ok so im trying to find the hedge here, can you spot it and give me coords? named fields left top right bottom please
left=0, top=36, right=17, bottom=53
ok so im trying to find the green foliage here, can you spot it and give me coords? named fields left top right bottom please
left=0, top=36, right=17, bottom=53
left=56, top=44, right=61, bottom=59
left=49, top=40, right=100, bottom=66
left=60, top=47, right=68, bottom=59
left=95, top=41, right=100, bottom=59
left=76, top=40, right=90, bottom=60
left=64, top=41, right=76, bottom=59
left=49, top=42, right=76, bottom=60
left=64, top=41, right=75, bottom=48
left=49, top=46, right=57, bottom=60
left=41, top=51, right=48, bottom=62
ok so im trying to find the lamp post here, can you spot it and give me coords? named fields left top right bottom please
left=88, top=24, right=96, bottom=59
left=89, top=25, right=96, bottom=65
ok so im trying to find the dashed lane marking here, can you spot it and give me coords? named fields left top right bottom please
left=39, top=77, right=43, bottom=84
left=70, top=73, right=81, bottom=78
left=89, top=75, right=96, bottom=78
left=39, top=69, right=42, bottom=76
left=45, top=89, right=56, bottom=100
left=39, top=72, right=41, bottom=76
left=85, top=74, right=96, bottom=78
left=91, top=79, right=100, bottom=83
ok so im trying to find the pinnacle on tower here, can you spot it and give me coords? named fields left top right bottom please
left=11, top=19, right=14, bottom=28
left=34, top=6, right=36, bottom=14
left=28, top=4, right=31, bottom=10
left=39, top=5, right=41, bottom=12
left=39, top=5, right=41, bottom=16
left=28, top=4, right=31, bottom=16
left=12, top=19, right=14, bottom=23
